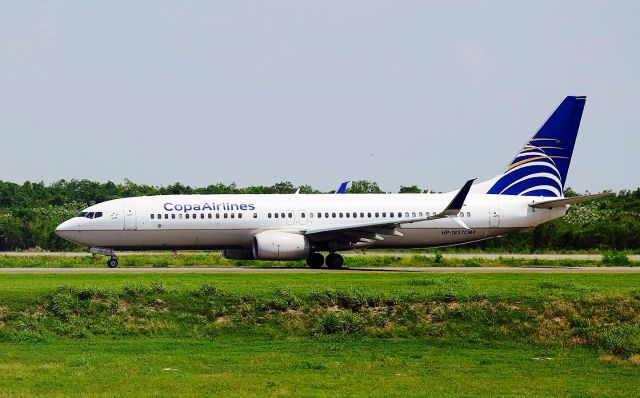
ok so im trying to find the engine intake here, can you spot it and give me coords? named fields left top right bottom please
left=252, top=231, right=310, bottom=261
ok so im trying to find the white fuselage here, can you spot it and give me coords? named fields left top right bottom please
left=55, top=193, right=568, bottom=252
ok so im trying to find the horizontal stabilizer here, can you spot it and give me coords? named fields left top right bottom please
left=529, top=192, right=613, bottom=209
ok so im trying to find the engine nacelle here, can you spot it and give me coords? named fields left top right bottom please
left=221, top=249, right=255, bottom=260
left=252, top=231, right=310, bottom=261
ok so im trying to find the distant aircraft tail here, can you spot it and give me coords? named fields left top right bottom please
left=474, top=96, right=586, bottom=198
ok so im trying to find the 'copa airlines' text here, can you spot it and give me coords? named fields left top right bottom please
left=163, top=203, right=256, bottom=212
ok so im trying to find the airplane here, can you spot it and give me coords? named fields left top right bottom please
left=56, top=96, right=611, bottom=269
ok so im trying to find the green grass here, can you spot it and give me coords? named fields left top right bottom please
left=1, top=272, right=640, bottom=302
left=0, top=337, right=638, bottom=397
left=0, top=272, right=639, bottom=396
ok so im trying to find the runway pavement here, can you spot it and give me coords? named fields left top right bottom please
left=2, top=252, right=638, bottom=261
left=0, top=266, right=638, bottom=273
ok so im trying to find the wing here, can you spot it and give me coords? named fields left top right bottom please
left=529, top=192, right=613, bottom=209
left=304, top=179, right=475, bottom=243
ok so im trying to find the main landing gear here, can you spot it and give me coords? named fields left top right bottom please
left=306, top=252, right=324, bottom=269
left=325, top=253, right=344, bottom=269
left=305, top=252, right=344, bottom=269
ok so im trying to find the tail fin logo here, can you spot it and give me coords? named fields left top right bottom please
left=487, top=138, right=567, bottom=197
left=486, top=96, right=586, bottom=198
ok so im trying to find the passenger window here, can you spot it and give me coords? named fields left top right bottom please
left=185, top=214, right=190, bottom=219
left=360, top=212, right=364, bottom=218
left=178, top=214, right=183, bottom=219
left=339, top=213, right=343, bottom=218
left=301, top=213, right=305, bottom=218
left=157, top=214, right=161, bottom=219
left=412, top=212, right=416, bottom=217
left=375, top=212, right=379, bottom=217
left=459, top=212, right=464, bottom=217
left=318, top=212, right=322, bottom=218
left=224, top=213, right=228, bottom=219
left=171, top=214, right=176, bottom=219
left=274, top=213, right=279, bottom=218
left=382, top=212, right=386, bottom=217
left=288, top=213, right=292, bottom=218
left=467, top=212, right=471, bottom=217
left=332, top=212, right=336, bottom=218
left=405, top=212, right=409, bottom=217
left=419, top=212, right=423, bottom=217
left=230, top=213, right=235, bottom=218
left=353, top=212, right=357, bottom=218
left=268, top=213, right=272, bottom=218
left=390, top=212, right=394, bottom=218
left=151, top=214, right=155, bottom=219
left=208, top=213, right=212, bottom=219
left=346, top=213, right=350, bottom=218
left=164, top=214, right=168, bottom=219
left=253, top=213, right=257, bottom=218
left=367, top=212, right=371, bottom=218
left=216, top=213, right=220, bottom=219
left=326, top=213, right=330, bottom=218
left=239, top=213, right=242, bottom=218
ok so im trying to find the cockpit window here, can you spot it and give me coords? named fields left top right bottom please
left=77, top=211, right=103, bottom=219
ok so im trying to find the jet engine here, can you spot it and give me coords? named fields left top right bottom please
left=221, top=249, right=255, bottom=260
left=252, top=231, right=310, bottom=260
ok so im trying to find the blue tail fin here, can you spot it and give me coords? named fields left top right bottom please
left=486, top=96, right=586, bottom=197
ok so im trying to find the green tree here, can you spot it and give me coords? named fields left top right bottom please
left=347, top=180, right=384, bottom=194
left=399, top=185, right=423, bottom=193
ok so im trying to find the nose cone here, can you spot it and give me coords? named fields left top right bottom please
left=55, top=219, right=77, bottom=240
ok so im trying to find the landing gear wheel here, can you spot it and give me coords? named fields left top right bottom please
left=325, top=253, right=344, bottom=269
left=306, top=252, right=324, bottom=269
left=107, top=258, right=119, bottom=268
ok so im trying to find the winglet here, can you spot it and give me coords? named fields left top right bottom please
left=336, top=181, right=350, bottom=194
left=441, top=179, right=476, bottom=216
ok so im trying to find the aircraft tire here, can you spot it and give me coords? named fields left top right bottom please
left=325, top=253, right=344, bottom=269
left=306, top=252, right=324, bottom=269
left=107, top=258, right=119, bottom=268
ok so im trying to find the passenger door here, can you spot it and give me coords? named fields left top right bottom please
left=123, top=203, right=137, bottom=230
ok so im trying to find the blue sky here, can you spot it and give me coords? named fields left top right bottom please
left=1, top=1, right=638, bottom=192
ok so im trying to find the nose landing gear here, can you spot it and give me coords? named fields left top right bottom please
left=89, top=247, right=119, bottom=268
left=106, top=257, right=119, bottom=268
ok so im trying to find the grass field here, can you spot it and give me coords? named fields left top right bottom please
left=0, top=271, right=639, bottom=396
left=0, top=338, right=638, bottom=397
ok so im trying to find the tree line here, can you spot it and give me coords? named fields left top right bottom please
left=0, top=179, right=638, bottom=252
